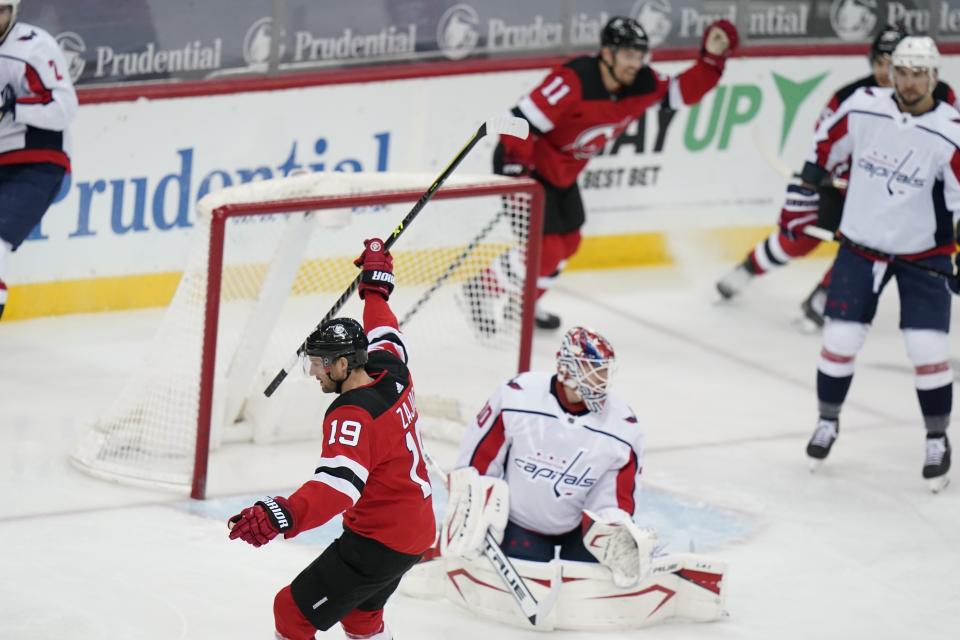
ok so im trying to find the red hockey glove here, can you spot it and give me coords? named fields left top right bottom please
left=700, top=20, right=739, bottom=71
left=779, top=183, right=820, bottom=241
left=494, top=138, right=533, bottom=177
left=354, top=237, right=395, bottom=300
left=228, top=496, right=295, bottom=547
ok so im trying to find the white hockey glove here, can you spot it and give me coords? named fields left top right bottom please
left=582, top=509, right=659, bottom=588
left=440, top=467, right=509, bottom=560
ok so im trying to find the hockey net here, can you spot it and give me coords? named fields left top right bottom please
left=71, top=172, right=543, bottom=498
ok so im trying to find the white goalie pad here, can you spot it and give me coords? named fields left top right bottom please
left=440, top=467, right=509, bottom=559
left=582, top=509, right=659, bottom=587
left=400, top=551, right=728, bottom=631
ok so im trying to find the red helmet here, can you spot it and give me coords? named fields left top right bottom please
left=556, top=326, right=617, bottom=413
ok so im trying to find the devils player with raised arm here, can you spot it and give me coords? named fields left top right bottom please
left=795, top=37, right=960, bottom=492
left=464, top=16, right=738, bottom=334
left=442, top=327, right=656, bottom=587
left=228, top=239, right=434, bottom=640
left=716, top=26, right=959, bottom=328
left=0, top=0, right=78, bottom=319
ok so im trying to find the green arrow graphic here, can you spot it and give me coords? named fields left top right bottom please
left=772, top=72, right=828, bottom=154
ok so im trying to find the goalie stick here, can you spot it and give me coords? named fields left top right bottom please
left=422, top=451, right=544, bottom=626
left=263, top=116, right=530, bottom=397
left=803, top=225, right=955, bottom=283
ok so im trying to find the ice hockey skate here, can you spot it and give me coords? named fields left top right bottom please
left=716, top=263, right=752, bottom=299
left=923, top=434, right=951, bottom=493
left=801, top=283, right=827, bottom=325
left=806, top=419, right=838, bottom=471
left=534, top=303, right=561, bottom=330
left=459, top=274, right=500, bottom=339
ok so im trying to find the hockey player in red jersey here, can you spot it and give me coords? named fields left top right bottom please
left=228, top=239, right=434, bottom=640
left=464, top=15, right=738, bottom=334
left=716, top=25, right=959, bottom=328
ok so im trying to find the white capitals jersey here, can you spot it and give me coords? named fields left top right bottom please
left=808, top=86, right=960, bottom=255
left=456, top=371, right=644, bottom=536
left=0, top=22, right=78, bottom=169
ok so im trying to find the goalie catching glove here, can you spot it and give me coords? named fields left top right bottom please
left=440, top=467, right=509, bottom=560
left=228, top=496, right=295, bottom=547
left=583, top=509, right=659, bottom=588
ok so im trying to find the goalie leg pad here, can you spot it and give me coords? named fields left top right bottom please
left=439, top=552, right=727, bottom=631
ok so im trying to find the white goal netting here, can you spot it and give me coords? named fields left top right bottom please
left=71, top=172, right=541, bottom=495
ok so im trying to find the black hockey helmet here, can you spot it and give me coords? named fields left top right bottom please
left=871, top=24, right=907, bottom=61
left=601, top=16, right=649, bottom=51
left=304, top=317, right=368, bottom=371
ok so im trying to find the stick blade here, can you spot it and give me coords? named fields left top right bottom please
left=486, top=116, right=529, bottom=140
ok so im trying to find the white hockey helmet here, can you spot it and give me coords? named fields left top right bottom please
left=556, top=326, right=617, bottom=414
left=0, top=0, right=19, bottom=44
left=890, top=36, right=939, bottom=91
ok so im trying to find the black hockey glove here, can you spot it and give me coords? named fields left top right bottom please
left=0, top=84, right=15, bottom=121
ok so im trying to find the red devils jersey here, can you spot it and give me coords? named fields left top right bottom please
left=503, top=55, right=722, bottom=188
left=284, top=295, right=435, bottom=555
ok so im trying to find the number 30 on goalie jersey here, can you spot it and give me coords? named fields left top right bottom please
left=286, top=325, right=436, bottom=555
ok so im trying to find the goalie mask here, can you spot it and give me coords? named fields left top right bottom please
left=557, top=326, right=617, bottom=414
left=0, top=0, right=19, bottom=44
left=304, top=317, right=368, bottom=376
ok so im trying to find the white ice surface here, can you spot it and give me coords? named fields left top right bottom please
left=2, top=251, right=959, bottom=639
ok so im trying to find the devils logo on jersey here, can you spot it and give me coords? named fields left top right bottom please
left=562, top=119, right=633, bottom=159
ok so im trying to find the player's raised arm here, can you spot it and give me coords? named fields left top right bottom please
left=661, top=20, right=739, bottom=109
left=355, top=237, right=409, bottom=364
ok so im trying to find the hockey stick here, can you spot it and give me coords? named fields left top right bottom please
left=263, top=116, right=530, bottom=397
left=803, top=225, right=955, bottom=282
left=399, top=207, right=505, bottom=327
left=422, top=451, right=543, bottom=626
left=750, top=122, right=848, bottom=190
